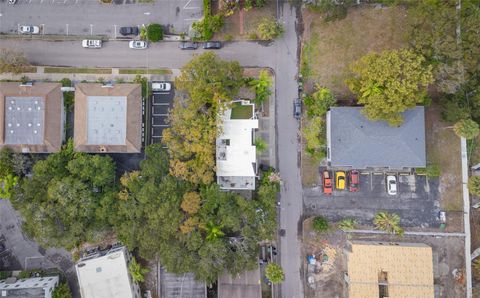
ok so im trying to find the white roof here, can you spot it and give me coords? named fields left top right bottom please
left=87, top=96, right=126, bottom=145
left=76, top=247, right=135, bottom=298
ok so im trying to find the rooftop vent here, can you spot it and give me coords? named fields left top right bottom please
left=99, top=146, right=107, bottom=153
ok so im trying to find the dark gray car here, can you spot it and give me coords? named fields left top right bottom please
left=119, top=27, right=139, bottom=36
left=203, top=41, right=222, bottom=49
left=179, top=42, right=198, bottom=50
left=293, top=98, right=302, bottom=119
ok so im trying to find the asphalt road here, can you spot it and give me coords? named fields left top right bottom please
left=0, top=0, right=202, bottom=36
left=0, top=3, right=303, bottom=297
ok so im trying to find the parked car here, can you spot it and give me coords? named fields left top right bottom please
left=293, top=98, right=302, bottom=119
left=203, top=41, right=222, bottom=49
left=348, top=170, right=359, bottom=192
left=335, top=171, right=346, bottom=190
left=179, top=42, right=198, bottom=50
left=322, top=170, right=333, bottom=195
left=19, top=26, right=39, bottom=34
left=129, top=40, right=147, bottom=49
left=152, top=82, right=171, bottom=92
left=82, top=39, right=102, bottom=49
left=119, top=26, right=139, bottom=36
left=386, top=175, right=397, bottom=195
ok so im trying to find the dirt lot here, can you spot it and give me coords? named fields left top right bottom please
left=301, top=5, right=410, bottom=97
left=214, top=1, right=276, bottom=40
left=302, top=218, right=466, bottom=298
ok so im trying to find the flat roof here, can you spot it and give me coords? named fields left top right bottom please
left=87, top=96, right=127, bottom=145
left=76, top=247, right=135, bottom=298
left=217, top=269, right=261, bottom=298
left=216, top=103, right=258, bottom=190
left=327, top=107, right=426, bottom=168
left=4, top=96, right=45, bottom=145
left=347, top=241, right=434, bottom=298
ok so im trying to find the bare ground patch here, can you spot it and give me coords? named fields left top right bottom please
left=301, top=5, right=409, bottom=97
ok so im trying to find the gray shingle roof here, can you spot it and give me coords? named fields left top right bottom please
left=327, top=106, right=426, bottom=169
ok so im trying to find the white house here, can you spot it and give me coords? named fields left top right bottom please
left=75, top=245, right=141, bottom=298
left=0, top=275, right=59, bottom=298
left=216, top=100, right=259, bottom=190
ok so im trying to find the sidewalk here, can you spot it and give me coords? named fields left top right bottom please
left=0, top=67, right=181, bottom=82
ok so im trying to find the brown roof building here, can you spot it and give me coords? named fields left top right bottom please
left=74, top=83, right=142, bottom=153
left=0, top=82, right=63, bottom=153
left=346, top=241, right=434, bottom=298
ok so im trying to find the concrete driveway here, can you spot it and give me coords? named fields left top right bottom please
left=304, top=171, right=442, bottom=228
left=0, top=0, right=202, bottom=36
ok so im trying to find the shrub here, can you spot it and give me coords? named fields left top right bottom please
left=60, top=78, right=72, bottom=87
left=469, top=176, right=480, bottom=196
left=256, top=17, right=284, bottom=40
left=140, top=26, right=147, bottom=40
left=338, top=218, right=357, bottom=230
left=52, top=282, right=72, bottom=298
left=312, top=216, right=329, bottom=232
left=255, top=137, right=268, bottom=153
left=224, top=34, right=233, bottom=42
left=265, top=263, right=284, bottom=284
left=247, top=32, right=258, bottom=40
left=304, top=86, right=336, bottom=118
left=147, top=24, right=163, bottom=42
left=192, top=14, right=223, bottom=40
left=307, top=0, right=355, bottom=22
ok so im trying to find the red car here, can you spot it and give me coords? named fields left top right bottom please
left=323, top=170, right=333, bottom=195
left=348, top=170, right=359, bottom=192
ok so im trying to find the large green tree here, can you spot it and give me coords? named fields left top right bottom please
left=113, top=144, right=279, bottom=283
left=347, top=49, right=434, bottom=126
left=162, top=52, right=244, bottom=185
left=11, top=140, right=117, bottom=249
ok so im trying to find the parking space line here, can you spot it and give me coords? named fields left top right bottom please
left=370, top=173, right=373, bottom=191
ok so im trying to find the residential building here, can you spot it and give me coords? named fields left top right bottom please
left=326, top=106, right=426, bottom=169
left=75, top=244, right=141, bottom=298
left=345, top=240, right=434, bottom=298
left=0, top=275, right=59, bottom=298
left=216, top=101, right=258, bottom=190
left=74, top=83, right=142, bottom=153
left=0, top=82, right=63, bottom=153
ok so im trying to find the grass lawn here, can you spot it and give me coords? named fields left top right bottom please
left=22, top=66, right=37, bottom=73
left=302, top=6, right=410, bottom=97
left=425, top=104, right=463, bottom=212
left=118, top=68, right=172, bottom=75
left=44, top=67, right=111, bottom=74
left=230, top=102, right=253, bottom=119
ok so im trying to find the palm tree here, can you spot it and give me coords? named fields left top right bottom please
left=128, top=257, right=150, bottom=283
left=338, top=218, right=357, bottom=231
left=373, top=212, right=404, bottom=236
left=205, top=221, right=225, bottom=241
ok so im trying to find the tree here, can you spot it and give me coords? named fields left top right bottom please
left=113, top=144, right=278, bottom=283
left=52, top=282, right=72, bottom=298
left=181, top=192, right=201, bottom=215
left=468, top=176, right=480, bottom=197
left=162, top=53, right=244, bottom=185
left=255, top=137, right=268, bottom=153
left=0, top=174, right=19, bottom=199
left=11, top=140, right=118, bottom=249
left=473, top=258, right=480, bottom=280
left=303, top=116, right=326, bottom=159
left=128, top=257, right=150, bottom=283
left=0, top=148, right=14, bottom=179
left=373, top=212, right=404, bottom=236
left=265, top=263, right=284, bottom=284
left=338, top=218, right=357, bottom=231
left=0, top=48, right=29, bottom=74
left=346, top=49, right=434, bottom=126
left=453, top=119, right=480, bottom=139
left=307, top=0, right=355, bottom=22
left=312, top=216, right=329, bottom=232
left=147, top=24, right=163, bottom=42
left=249, top=70, right=272, bottom=104
left=256, top=17, right=284, bottom=40
left=304, top=86, right=336, bottom=118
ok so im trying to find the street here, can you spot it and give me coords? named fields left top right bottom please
left=0, top=2, right=303, bottom=297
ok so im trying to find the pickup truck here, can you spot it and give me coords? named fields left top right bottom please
left=82, top=40, right=102, bottom=49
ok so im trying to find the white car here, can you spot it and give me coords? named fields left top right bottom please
left=129, top=40, right=147, bottom=49
left=386, top=175, right=397, bottom=195
left=152, top=82, right=171, bottom=92
left=82, top=39, right=102, bottom=49
left=19, top=26, right=40, bottom=34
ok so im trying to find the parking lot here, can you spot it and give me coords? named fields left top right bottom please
left=303, top=169, right=442, bottom=228
left=0, top=0, right=202, bottom=37
left=149, top=82, right=174, bottom=145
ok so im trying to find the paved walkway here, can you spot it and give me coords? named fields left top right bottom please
left=461, top=137, right=473, bottom=298
left=346, top=229, right=465, bottom=237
